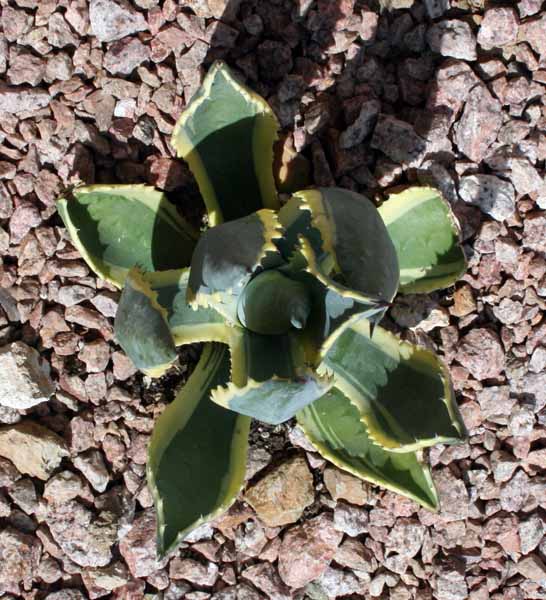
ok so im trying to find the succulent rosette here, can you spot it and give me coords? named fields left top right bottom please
left=57, top=62, right=467, bottom=555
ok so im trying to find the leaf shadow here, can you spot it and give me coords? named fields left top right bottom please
left=65, top=1, right=496, bottom=297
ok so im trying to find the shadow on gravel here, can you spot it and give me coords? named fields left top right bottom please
left=86, top=0, right=500, bottom=385
left=67, top=1, right=505, bottom=389
left=192, top=0, right=488, bottom=250
left=75, top=0, right=492, bottom=269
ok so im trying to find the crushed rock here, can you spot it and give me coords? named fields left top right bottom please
left=0, top=0, right=544, bottom=597
left=0, top=341, right=55, bottom=409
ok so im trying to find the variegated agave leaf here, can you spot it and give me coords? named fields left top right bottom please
left=297, top=387, right=439, bottom=510
left=114, top=267, right=178, bottom=378
left=186, top=209, right=284, bottom=323
left=276, top=187, right=400, bottom=356
left=55, top=52, right=469, bottom=553
left=57, top=184, right=197, bottom=288
left=278, top=187, right=400, bottom=303
left=172, top=60, right=279, bottom=225
left=319, top=319, right=467, bottom=453
left=280, top=235, right=390, bottom=365
left=211, top=327, right=333, bottom=425
left=378, top=187, right=467, bottom=294
left=114, top=264, right=234, bottom=379
left=148, top=343, right=250, bottom=557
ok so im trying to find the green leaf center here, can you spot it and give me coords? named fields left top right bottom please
left=237, top=270, right=311, bottom=335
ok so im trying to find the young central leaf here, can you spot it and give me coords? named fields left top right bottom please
left=237, top=270, right=311, bottom=335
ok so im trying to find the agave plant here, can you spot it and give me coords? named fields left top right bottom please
left=57, top=62, right=468, bottom=556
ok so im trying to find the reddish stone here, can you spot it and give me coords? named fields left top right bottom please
left=523, top=213, right=546, bottom=253
left=169, top=558, right=219, bottom=587
left=456, top=329, right=505, bottom=380
left=242, top=562, right=291, bottom=599
left=0, top=527, right=41, bottom=593
left=145, top=156, right=189, bottom=191
left=119, top=510, right=167, bottom=578
left=483, top=514, right=520, bottom=558
left=244, top=455, right=314, bottom=527
left=89, top=0, right=147, bottom=42
left=477, top=7, right=519, bottom=49
left=65, top=306, right=113, bottom=340
left=278, top=513, right=343, bottom=588
left=454, top=85, right=502, bottom=162
left=520, top=13, right=546, bottom=57
left=434, top=468, right=470, bottom=522
left=427, top=20, right=477, bottom=61
left=78, top=340, right=110, bottom=373
left=104, top=37, right=150, bottom=75
left=46, top=500, right=117, bottom=567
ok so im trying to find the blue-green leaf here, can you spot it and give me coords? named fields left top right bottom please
left=320, top=320, right=467, bottom=452
left=297, top=387, right=439, bottom=510
left=378, top=186, right=466, bottom=294
left=148, top=343, right=250, bottom=556
left=57, top=184, right=197, bottom=288
left=172, top=61, right=279, bottom=225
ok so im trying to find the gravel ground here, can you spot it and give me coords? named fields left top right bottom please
left=0, top=0, right=545, bottom=598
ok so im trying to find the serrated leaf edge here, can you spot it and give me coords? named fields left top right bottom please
left=319, top=319, right=467, bottom=453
